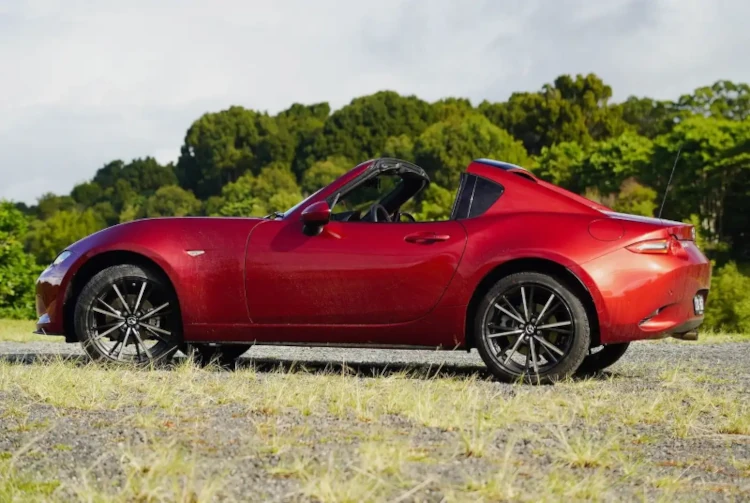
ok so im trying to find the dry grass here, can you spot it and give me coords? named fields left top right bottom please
left=0, top=320, right=749, bottom=501
left=0, top=357, right=748, bottom=501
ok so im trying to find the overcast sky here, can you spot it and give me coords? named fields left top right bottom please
left=1, top=0, right=748, bottom=204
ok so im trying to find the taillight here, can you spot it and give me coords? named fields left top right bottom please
left=627, top=236, right=687, bottom=257
left=627, top=239, right=670, bottom=254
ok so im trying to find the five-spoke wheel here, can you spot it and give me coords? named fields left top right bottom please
left=475, top=272, right=591, bottom=383
left=74, top=264, right=181, bottom=364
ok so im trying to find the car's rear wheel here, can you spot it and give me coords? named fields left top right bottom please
left=74, top=264, right=181, bottom=365
left=183, top=344, right=251, bottom=368
left=577, top=343, right=630, bottom=375
left=475, top=272, right=591, bottom=384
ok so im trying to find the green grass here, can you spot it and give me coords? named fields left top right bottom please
left=0, top=320, right=58, bottom=343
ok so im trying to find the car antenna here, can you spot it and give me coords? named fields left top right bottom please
left=657, top=147, right=681, bottom=220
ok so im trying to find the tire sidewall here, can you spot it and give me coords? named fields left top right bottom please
left=474, top=272, right=591, bottom=384
left=74, top=264, right=180, bottom=364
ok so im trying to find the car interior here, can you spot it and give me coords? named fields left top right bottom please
left=323, top=158, right=505, bottom=224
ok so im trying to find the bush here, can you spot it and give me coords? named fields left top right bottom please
left=704, top=262, right=750, bottom=333
left=0, top=202, right=43, bottom=319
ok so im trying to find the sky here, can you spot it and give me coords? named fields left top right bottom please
left=1, top=0, right=749, bottom=204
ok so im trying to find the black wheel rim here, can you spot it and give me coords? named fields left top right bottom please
left=481, top=282, right=575, bottom=378
left=85, top=276, right=179, bottom=363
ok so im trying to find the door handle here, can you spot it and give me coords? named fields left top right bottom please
left=404, top=232, right=451, bottom=244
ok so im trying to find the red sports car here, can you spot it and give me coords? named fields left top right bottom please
left=35, top=158, right=711, bottom=382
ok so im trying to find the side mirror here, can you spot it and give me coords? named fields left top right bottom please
left=300, top=201, right=331, bottom=234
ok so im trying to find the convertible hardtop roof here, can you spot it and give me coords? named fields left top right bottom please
left=366, top=157, right=430, bottom=181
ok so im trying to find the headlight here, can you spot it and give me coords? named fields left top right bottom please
left=52, top=251, right=72, bottom=266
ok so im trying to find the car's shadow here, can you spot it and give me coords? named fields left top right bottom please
left=0, top=352, right=620, bottom=382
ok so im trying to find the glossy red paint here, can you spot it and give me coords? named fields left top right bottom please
left=35, top=157, right=711, bottom=349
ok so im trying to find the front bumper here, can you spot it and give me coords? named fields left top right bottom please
left=582, top=240, right=711, bottom=344
left=35, top=259, right=75, bottom=337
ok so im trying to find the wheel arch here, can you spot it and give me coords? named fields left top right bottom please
left=463, top=257, right=601, bottom=350
left=63, top=250, right=180, bottom=342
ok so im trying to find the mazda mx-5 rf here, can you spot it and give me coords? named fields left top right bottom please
left=35, top=157, right=711, bottom=382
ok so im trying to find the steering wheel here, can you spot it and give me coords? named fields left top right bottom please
left=365, top=203, right=391, bottom=223
left=397, top=212, right=416, bottom=222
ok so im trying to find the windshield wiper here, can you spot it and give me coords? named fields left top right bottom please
left=264, top=211, right=285, bottom=220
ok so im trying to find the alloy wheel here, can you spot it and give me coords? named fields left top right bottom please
left=85, top=276, right=179, bottom=364
left=481, top=282, right=575, bottom=378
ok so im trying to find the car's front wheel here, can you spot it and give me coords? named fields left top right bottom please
left=474, top=272, right=591, bottom=384
left=74, top=264, right=182, bottom=365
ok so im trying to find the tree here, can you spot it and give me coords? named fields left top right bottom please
left=176, top=106, right=280, bottom=198
left=35, top=193, right=78, bottom=220
left=381, top=135, right=415, bottom=161
left=412, top=184, right=454, bottom=221
left=611, top=178, right=658, bottom=216
left=213, top=165, right=303, bottom=217
left=301, top=91, right=435, bottom=169
left=414, top=114, right=529, bottom=189
left=301, top=157, right=350, bottom=194
left=620, top=96, right=679, bottom=138
left=676, top=80, right=750, bottom=121
left=576, top=132, right=654, bottom=194
left=480, top=73, right=627, bottom=154
left=532, top=141, right=587, bottom=189
left=71, top=181, right=104, bottom=207
left=27, top=209, right=106, bottom=265
left=142, top=186, right=202, bottom=218
left=0, top=202, right=43, bottom=319
left=649, top=116, right=750, bottom=247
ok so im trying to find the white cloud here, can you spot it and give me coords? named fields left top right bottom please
left=1, top=0, right=749, bottom=203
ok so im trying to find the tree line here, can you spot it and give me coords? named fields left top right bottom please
left=1, top=73, right=748, bottom=331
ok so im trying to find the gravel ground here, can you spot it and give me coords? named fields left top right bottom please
left=1, top=340, right=749, bottom=502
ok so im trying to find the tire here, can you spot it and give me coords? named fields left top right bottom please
left=474, top=272, right=591, bottom=384
left=183, top=344, right=251, bottom=368
left=577, top=343, right=630, bottom=375
left=74, top=264, right=181, bottom=365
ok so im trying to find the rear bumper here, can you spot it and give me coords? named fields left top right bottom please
left=581, top=240, right=711, bottom=344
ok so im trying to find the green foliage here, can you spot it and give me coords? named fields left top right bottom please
left=675, top=80, right=750, bottom=121
left=302, top=91, right=435, bottom=168
left=414, top=114, right=529, bottom=188
left=577, top=132, right=653, bottom=194
left=142, top=186, right=202, bottom=218
left=27, top=209, right=106, bottom=264
left=412, top=184, right=454, bottom=222
left=704, top=262, right=750, bottom=332
left=176, top=106, right=281, bottom=198
left=611, top=179, right=658, bottom=216
left=532, top=141, right=587, bottom=189
left=480, top=73, right=627, bottom=155
left=301, top=157, right=350, bottom=194
left=649, top=116, right=750, bottom=244
left=2, top=74, right=749, bottom=321
left=0, top=203, right=43, bottom=319
left=211, top=165, right=303, bottom=217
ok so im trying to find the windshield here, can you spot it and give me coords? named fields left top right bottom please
left=281, top=186, right=325, bottom=218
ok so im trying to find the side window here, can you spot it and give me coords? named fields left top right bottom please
left=451, top=174, right=504, bottom=220
left=332, top=174, right=401, bottom=216
left=469, top=177, right=504, bottom=217
left=451, top=174, right=474, bottom=220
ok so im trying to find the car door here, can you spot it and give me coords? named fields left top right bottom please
left=244, top=218, right=467, bottom=325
